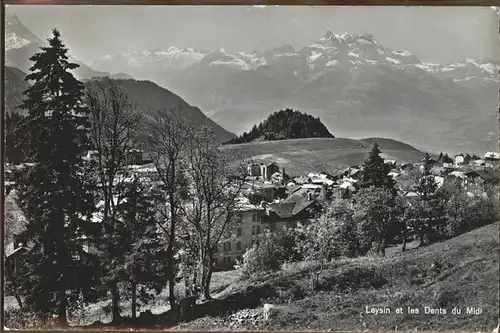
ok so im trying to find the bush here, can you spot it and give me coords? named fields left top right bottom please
left=445, top=185, right=499, bottom=237
left=4, top=309, right=50, bottom=329
left=241, top=231, right=286, bottom=277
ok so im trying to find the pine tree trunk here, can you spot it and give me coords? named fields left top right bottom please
left=111, top=284, right=121, bottom=323
left=57, top=291, right=68, bottom=327
left=131, top=280, right=137, bottom=320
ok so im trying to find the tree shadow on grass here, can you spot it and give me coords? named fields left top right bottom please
left=81, top=283, right=278, bottom=330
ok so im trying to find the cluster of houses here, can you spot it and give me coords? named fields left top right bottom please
left=212, top=151, right=500, bottom=270
left=4, top=150, right=500, bottom=272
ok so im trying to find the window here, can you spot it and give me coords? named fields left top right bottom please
left=227, top=242, right=232, bottom=252
left=237, top=227, right=242, bottom=237
left=236, top=256, right=242, bottom=263
left=236, top=241, right=242, bottom=251
left=252, top=226, right=256, bottom=235
left=223, top=242, right=232, bottom=252
left=270, top=222, right=276, bottom=232
left=256, top=226, right=261, bottom=234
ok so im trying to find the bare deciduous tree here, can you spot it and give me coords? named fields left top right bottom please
left=145, top=107, right=193, bottom=312
left=182, top=126, right=247, bottom=300
left=85, top=78, right=142, bottom=322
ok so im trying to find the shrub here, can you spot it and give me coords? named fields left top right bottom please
left=4, top=309, right=50, bottom=329
left=445, top=184, right=499, bottom=237
left=241, top=231, right=286, bottom=277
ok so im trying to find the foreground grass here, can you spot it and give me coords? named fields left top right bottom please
left=5, top=223, right=498, bottom=331
left=175, top=222, right=499, bottom=332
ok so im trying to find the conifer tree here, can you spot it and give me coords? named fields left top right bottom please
left=360, top=143, right=396, bottom=195
left=15, top=29, right=100, bottom=326
left=410, top=153, right=446, bottom=245
left=114, top=176, right=168, bottom=320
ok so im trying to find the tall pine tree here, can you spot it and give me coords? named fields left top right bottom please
left=360, top=143, right=396, bottom=195
left=15, top=29, right=100, bottom=326
left=111, top=176, right=169, bottom=320
left=410, top=153, right=446, bottom=245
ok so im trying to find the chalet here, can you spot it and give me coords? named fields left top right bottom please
left=126, top=149, right=144, bottom=165
left=430, top=166, right=446, bottom=176
left=83, top=150, right=99, bottom=161
left=400, top=163, right=415, bottom=174
left=384, top=159, right=397, bottom=167
left=472, top=159, right=486, bottom=167
left=387, top=171, right=400, bottom=179
left=247, top=163, right=261, bottom=177
left=130, top=165, right=159, bottom=181
left=293, top=176, right=310, bottom=185
left=262, top=188, right=322, bottom=233
left=472, top=169, right=500, bottom=184
left=266, top=162, right=280, bottom=179
left=5, top=241, right=27, bottom=278
left=448, top=171, right=466, bottom=179
left=442, top=162, right=454, bottom=169
left=259, top=184, right=286, bottom=201
left=454, top=154, right=465, bottom=166
left=484, top=152, right=500, bottom=167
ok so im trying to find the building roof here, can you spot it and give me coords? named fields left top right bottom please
left=5, top=242, right=26, bottom=258
left=484, top=152, right=500, bottom=159
left=269, top=188, right=317, bottom=218
left=235, top=196, right=265, bottom=212
left=449, top=171, right=466, bottom=179
left=474, top=169, right=500, bottom=182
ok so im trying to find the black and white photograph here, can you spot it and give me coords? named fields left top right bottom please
left=3, top=4, right=500, bottom=331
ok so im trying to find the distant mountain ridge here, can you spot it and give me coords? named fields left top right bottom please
left=84, top=78, right=236, bottom=143
left=91, top=31, right=498, bottom=155
left=226, top=108, right=334, bottom=144
left=4, top=65, right=236, bottom=143
left=5, top=15, right=109, bottom=80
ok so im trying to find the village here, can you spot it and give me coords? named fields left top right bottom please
left=6, top=148, right=499, bottom=272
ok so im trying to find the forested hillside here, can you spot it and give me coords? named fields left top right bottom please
left=226, top=108, right=334, bottom=144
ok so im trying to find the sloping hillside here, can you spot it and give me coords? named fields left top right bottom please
left=224, top=137, right=425, bottom=176
left=84, top=79, right=236, bottom=143
left=175, top=222, right=499, bottom=332
left=3, top=67, right=236, bottom=142
left=4, top=66, right=29, bottom=115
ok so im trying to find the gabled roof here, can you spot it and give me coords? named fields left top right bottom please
left=475, top=169, right=500, bottom=182
left=269, top=188, right=317, bottom=218
left=5, top=242, right=26, bottom=258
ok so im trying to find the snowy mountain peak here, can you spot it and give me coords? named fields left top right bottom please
left=6, top=15, right=22, bottom=26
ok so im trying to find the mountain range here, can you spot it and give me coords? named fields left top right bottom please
left=5, top=15, right=109, bottom=80
left=90, top=31, right=499, bottom=155
left=4, top=15, right=234, bottom=142
left=4, top=14, right=499, bottom=154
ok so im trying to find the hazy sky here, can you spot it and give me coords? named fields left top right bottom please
left=6, top=5, right=499, bottom=65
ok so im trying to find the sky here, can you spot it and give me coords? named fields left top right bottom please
left=5, top=5, right=499, bottom=65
